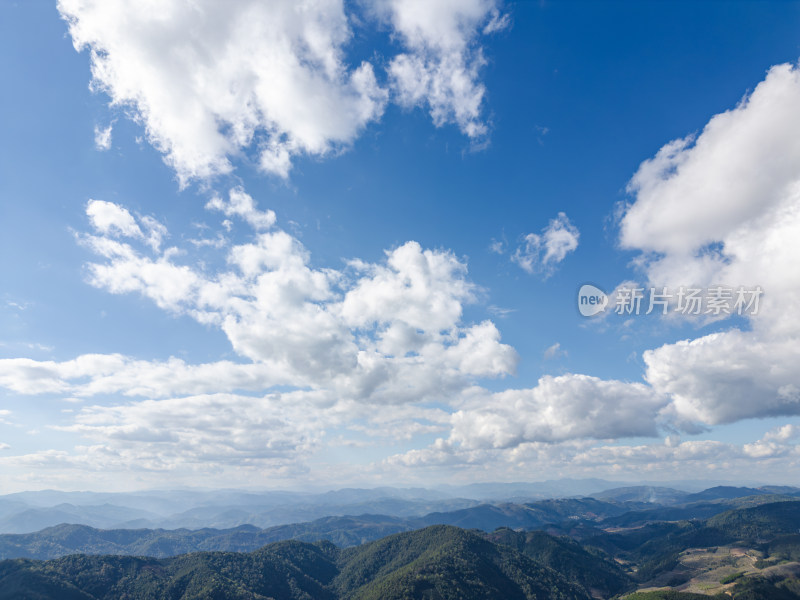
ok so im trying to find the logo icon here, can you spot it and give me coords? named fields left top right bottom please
left=578, top=284, right=608, bottom=317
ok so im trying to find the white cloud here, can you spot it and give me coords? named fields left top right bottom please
left=59, top=0, right=508, bottom=184
left=0, top=194, right=529, bottom=477
left=384, top=61, right=800, bottom=466
left=743, top=424, right=800, bottom=459
left=444, top=375, right=666, bottom=448
left=346, top=404, right=451, bottom=441
left=762, top=423, right=800, bottom=443
left=7, top=392, right=460, bottom=479
left=79, top=235, right=202, bottom=313
left=512, top=212, right=579, bottom=276
left=488, top=238, right=505, bottom=254
left=487, top=304, right=514, bottom=318
left=621, top=64, right=800, bottom=255
left=139, top=215, right=168, bottom=252
left=58, top=0, right=388, bottom=182
left=189, top=232, right=228, bottom=249
left=85, top=200, right=167, bottom=252
left=645, top=331, right=800, bottom=425
left=61, top=391, right=327, bottom=469
left=86, top=199, right=142, bottom=239
left=619, top=62, right=800, bottom=427
left=12, top=191, right=730, bottom=479
left=3, top=199, right=516, bottom=411
left=341, top=241, right=474, bottom=333
left=387, top=425, right=800, bottom=482
left=0, top=389, right=451, bottom=478
left=379, top=0, right=504, bottom=138
left=13, top=41, right=800, bottom=485
left=93, top=123, right=112, bottom=150
left=206, top=187, right=276, bottom=231
left=0, top=355, right=293, bottom=398
left=543, top=342, right=565, bottom=359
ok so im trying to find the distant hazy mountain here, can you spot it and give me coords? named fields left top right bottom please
left=0, top=480, right=794, bottom=534
left=590, top=486, right=690, bottom=505
left=436, top=478, right=618, bottom=500
left=600, top=494, right=797, bottom=528
left=417, top=498, right=630, bottom=531
left=0, top=482, right=579, bottom=534
left=0, top=497, right=631, bottom=560
left=682, top=485, right=773, bottom=503
left=0, top=494, right=480, bottom=534
left=0, top=503, right=163, bottom=534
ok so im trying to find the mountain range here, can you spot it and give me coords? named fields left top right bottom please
left=1, top=481, right=793, bottom=534
left=3, top=500, right=800, bottom=599
left=2, top=482, right=800, bottom=599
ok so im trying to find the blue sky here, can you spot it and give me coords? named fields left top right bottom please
left=1, top=0, right=800, bottom=492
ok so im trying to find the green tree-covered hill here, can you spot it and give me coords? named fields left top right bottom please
left=0, top=525, right=596, bottom=600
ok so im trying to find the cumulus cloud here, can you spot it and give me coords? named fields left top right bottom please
left=85, top=200, right=167, bottom=251
left=14, top=54, right=799, bottom=485
left=0, top=391, right=334, bottom=486
left=385, top=61, right=800, bottom=473
left=388, top=424, right=800, bottom=482
left=512, top=212, right=579, bottom=276
left=743, top=424, right=800, bottom=459
left=645, top=331, right=800, bottom=425
left=61, top=391, right=327, bottom=470
left=31, top=58, right=800, bottom=479
left=58, top=0, right=503, bottom=183
left=58, top=0, right=388, bottom=182
left=621, top=64, right=800, bottom=255
left=378, top=0, right=506, bottom=138
left=0, top=387, right=452, bottom=479
left=761, top=423, right=800, bottom=443
left=0, top=192, right=529, bottom=476
left=38, top=198, right=519, bottom=409
left=206, top=187, right=276, bottom=231
left=380, top=374, right=668, bottom=471
left=619, top=62, right=800, bottom=427
left=341, top=241, right=475, bottom=334
left=80, top=236, right=201, bottom=313
left=447, top=374, right=666, bottom=449
left=86, top=199, right=142, bottom=238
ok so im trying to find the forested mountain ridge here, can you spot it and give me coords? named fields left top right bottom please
left=0, top=525, right=595, bottom=600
